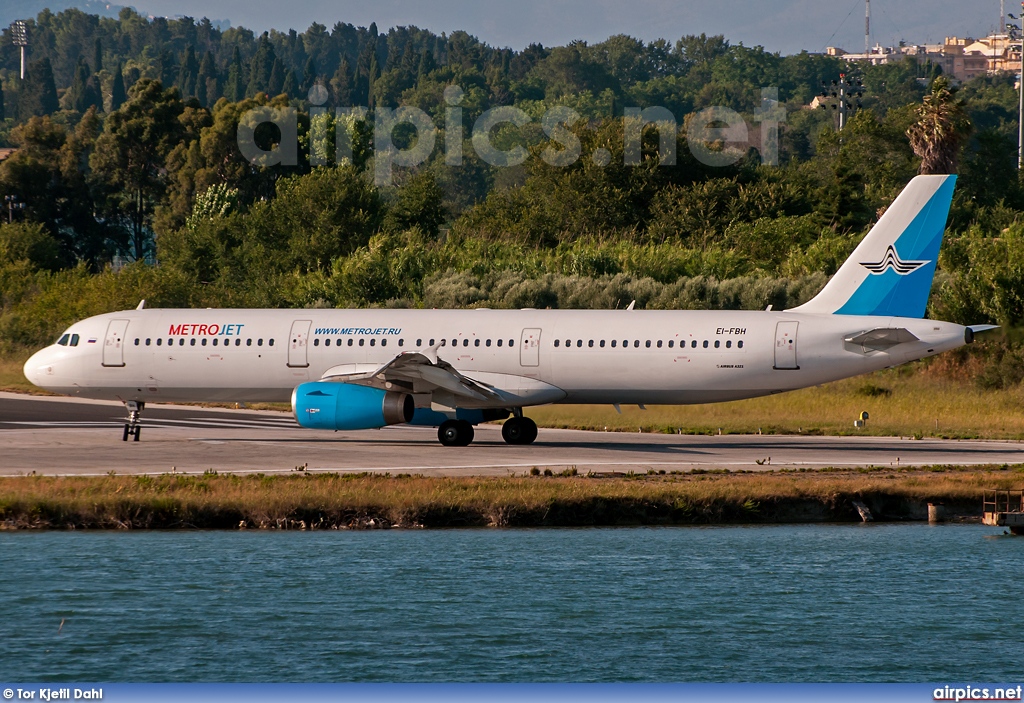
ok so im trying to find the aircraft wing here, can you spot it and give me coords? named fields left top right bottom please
left=319, top=345, right=504, bottom=403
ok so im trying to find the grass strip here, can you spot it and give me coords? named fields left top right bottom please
left=1, top=468, right=1022, bottom=530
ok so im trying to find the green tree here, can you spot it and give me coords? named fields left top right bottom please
left=385, top=171, right=447, bottom=236
left=196, top=51, right=217, bottom=106
left=18, top=58, right=59, bottom=120
left=110, top=62, right=128, bottom=111
left=223, top=47, right=245, bottom=102
left=90, top=80, right=185, bottom=261
left=92, top=37, right=103, bottom=73
left=907, top=77, right=973, bottom=175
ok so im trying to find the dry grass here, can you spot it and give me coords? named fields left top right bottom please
left=0, top=353, right=46, bottom=394
left=530, top=370, right=1024, bottom=439
left=2, top=468, right=1021, bottom=529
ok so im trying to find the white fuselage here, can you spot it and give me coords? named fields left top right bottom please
left=24, top=308, right=968, bottom=408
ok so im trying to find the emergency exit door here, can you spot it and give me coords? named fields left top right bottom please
left=520, top=328, right=541, bottom=367
left=102, top=319, right=129, bottom=367
left=773, top=321, right=799, bottom=370
left=288, top=320, right=312, bottom=368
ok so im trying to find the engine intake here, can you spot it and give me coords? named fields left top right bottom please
left=291, top=382, right=413, bottom=430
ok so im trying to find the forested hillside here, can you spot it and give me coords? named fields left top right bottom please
left=0, top=8, right=1022, bottom=388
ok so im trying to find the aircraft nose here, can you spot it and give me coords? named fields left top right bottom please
left=23, top=348, right=54, bottom=388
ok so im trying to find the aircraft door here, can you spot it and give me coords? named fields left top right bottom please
left=773, top=321, right=799, bottom=370
left=520, top=328, right=541, bottom=367
left=102, top=319, right=130, bottom=367
left=288, top=320, right=312, bottom=368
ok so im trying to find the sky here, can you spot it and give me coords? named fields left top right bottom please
left=119, top=0, right=1002, bottom=55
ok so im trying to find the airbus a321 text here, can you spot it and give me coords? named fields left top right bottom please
left=24, top=175, right=993, bottom=446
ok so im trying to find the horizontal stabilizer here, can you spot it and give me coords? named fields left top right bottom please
left=967, top=325, right=999, bottom=334
left=844, top=327, right=919, bottom=352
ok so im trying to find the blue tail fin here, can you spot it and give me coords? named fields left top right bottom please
left=789, top=175, right=956, bottom=318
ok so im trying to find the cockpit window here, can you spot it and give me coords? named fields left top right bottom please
left=70, top=334, right=80, bottom=347
left=57, top=334, right=70, bottom=346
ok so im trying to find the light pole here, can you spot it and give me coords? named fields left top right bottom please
left=1011, top=8, right=1023, bottom=168
left=10, top=21, right=28, bottom=80
left=4, top=195, right=25, bottom=223
left=818, top=73, right=865, bottom=131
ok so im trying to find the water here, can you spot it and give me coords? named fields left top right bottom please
left=0, top=525, right=1021, bottom=682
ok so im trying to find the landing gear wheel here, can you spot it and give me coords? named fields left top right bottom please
left=122, top=401, right=144, bottom=442
left=502, top=417, right=538, bottom=445
left=438, top=419, right=474, bottom=447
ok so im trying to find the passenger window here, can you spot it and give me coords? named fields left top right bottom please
left=314, top=339, right=320, bottom=347
left=452, top=339, right=457, bottom=347
left=726, top=340, right=732, bottom=348
left=474, top=339, right=480, bottom=347
left=600, top=340, right=605, bottom=348
left=668, top=340, right=674, bottom=348
left=588, top=340, right=594, bottom=347
left=645, top=340, right=651, bottom=348
left=427, top=339, right=433, bottom=346
left=235, top=339, right=240, bottom=346
left=399, top=339, right=404, bottom=347
left=702, top=340, right=708, bottom=348
left=738, top=340, right=744, bottom=349
left=132, top=338, right=139, bottom=346
left=622, top=340, right=628, bottom=347
left=246, top=339, right=252, bottom=346
left=269, top=339, right=274, bottom=347
left=258, top=339, right=263, bottom=346
left=145, top=338, right=151, bottom=346
left=691, top=340, right=697, bottom=348
left=58, top=334, right=70, bottom=346
left=497, top=339, right=502, bottom=347
left=554, top=340, right=560, bottom=348
left=201, top=338, right=207, bottom=346
left=611, top=340, right=617, bottom=348
left=657, top=340, right=662, bottom=348
left=157, top=339, right=163, bottom=346
left=359, top=339, right=365, bottom=347
left=509, top=339, right=514, bottom=347
left=324, top=339, right=330, bottom=347
left=381, top=339, right=387, bottom=347
left=191, top=339, right=197, bottom=346
left=486, top=339, right=491, bottom=347
left=347, top=339, right=353, bottom=347
left=180, top=339, right=185, bottom=346
left=462, top=339, right=468, bottom=347
left=212, top=338, right=218, bottom=346
left=370, top=339, right=376, bottom=347
left=714, top=340, right=720, bottom=348
left=634, top=340, right=640, bottom=348
left=416, top=339, right=423, bottom=346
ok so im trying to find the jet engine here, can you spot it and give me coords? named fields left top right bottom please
left=291, top=382, right=414, bottom=430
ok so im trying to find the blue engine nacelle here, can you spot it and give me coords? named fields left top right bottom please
left=291, top=382, right=414, bottom=430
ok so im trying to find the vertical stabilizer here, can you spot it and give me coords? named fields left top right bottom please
left=788, top=174, right=956, bottom=318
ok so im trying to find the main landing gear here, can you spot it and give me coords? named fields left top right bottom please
left=122, top=400, right=144, bottom=442
left=438, top=419, right=474, bottom=447
left=435, top=411, right=538, bottom=447
left=501, top=413, right=538, bottom=445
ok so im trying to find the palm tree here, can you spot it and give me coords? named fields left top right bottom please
left=906, top=77, right=973, bottom=175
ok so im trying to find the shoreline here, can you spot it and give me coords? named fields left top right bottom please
left=1, top=468, right=1019, bottom=530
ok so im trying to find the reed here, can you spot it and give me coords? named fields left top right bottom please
left=1, top=468, right=1020, bottom=530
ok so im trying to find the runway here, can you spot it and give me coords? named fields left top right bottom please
left=1, top=391, right=1022, bottom=476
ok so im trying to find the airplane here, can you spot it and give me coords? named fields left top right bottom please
left=23, top=174, right=990, bottom=446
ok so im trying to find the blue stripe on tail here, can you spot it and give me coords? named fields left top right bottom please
left=834, top=176, right=956, bottom=317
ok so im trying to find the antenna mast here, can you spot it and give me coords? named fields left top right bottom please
left=865, top=0, right=871, bottom=54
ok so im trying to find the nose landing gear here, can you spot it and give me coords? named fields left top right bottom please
left=122, top=400, right=144, bottom=442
